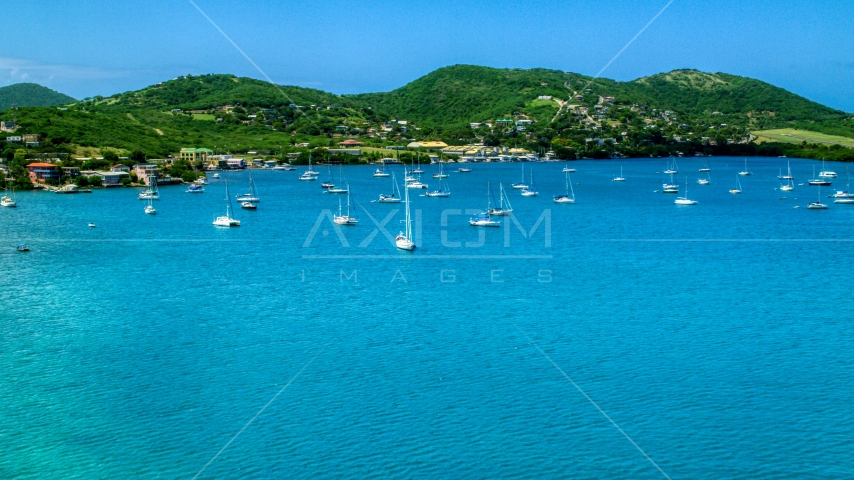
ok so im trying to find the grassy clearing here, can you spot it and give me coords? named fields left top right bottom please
left=753, top=128, right=854, bottom=147
left=192, top=114, right=216, bottom=121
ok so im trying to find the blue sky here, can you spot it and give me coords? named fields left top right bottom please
left=3, top=0, right=853, bottom=111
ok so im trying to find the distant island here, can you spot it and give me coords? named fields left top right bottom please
left=1, top=65, right=853, bottom=189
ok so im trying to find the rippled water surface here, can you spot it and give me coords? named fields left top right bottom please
left=1, top=157, right=853, bottom=478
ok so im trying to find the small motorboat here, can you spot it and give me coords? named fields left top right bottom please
left=88, top=223, right=97, bottom=228
left=16, top=243, right=29, bottom=252
left=241, top=201, right=257, bottom=210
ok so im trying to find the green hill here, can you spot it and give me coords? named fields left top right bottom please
left=354, top=65, right=849, bottom=130
left=0, top=83, right=76, bottom=111
left=1, top=67, right=852, bottom=160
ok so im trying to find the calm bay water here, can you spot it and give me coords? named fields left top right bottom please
left=1, top=156, right=853, bottom=478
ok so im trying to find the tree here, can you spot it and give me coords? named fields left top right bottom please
left=130, top=150, right=146, bottom=163
left=14, top=149, right=27, bottom=161
left=75, top=176, right=90, bottom=187
left=88, top=176, right=103, bottom=187
left=102, top=151, right=119, bottom=163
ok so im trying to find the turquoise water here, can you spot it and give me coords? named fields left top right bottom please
left=1, top=156, right=853, bottom=478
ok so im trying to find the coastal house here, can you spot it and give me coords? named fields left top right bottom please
left=6, top=136, right=21, bottom=144
left=337, top=139, right=363, bottom=147
left=538, top=95, right=552, bottom=100
left=226, top=158, right=247, bottom=169
left=111, top=164, right=130, bottom=172
left=134, top=164, right=161, bottom=184
left=0, top=121, right=16, bottom=132
left=92, top=171, right=129, bottom=186
left=62, top=167, right=81, bottom=178
left=179, top=147, right=213, bottom=164
left=26, top=163, right=61, bottom=183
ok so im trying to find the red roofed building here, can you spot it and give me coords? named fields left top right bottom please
left=337, top=139, right=363, bottom=147
left=26, top=163, right=61, bottom=183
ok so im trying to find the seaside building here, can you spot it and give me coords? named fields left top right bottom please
left=337, top=139, right=363, bottom=147
left=179, top=148, right=213, bottom=164
left=26, top=163, right=61, bottom=184
left=133, top=163, right=161, bottom=185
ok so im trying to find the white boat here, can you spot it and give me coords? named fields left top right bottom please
left=1, top=178, right=16, bottom=207
left=808, top=186, right=828, bottom=209
left=469, top=182, right=501, bottom=227
left=395, top=184, right=415, bottom=251
left=511, top=165, right=528, bottom=189
left=212, top=173, right=220, bottom=179
left=457, top=167, right=472, bottom=173
left=406, top=180, right=428, bottom=189
left=187, top=184, right=204, bottom=193
left=807, top=165, right=831, bottom=186
left=562, top=163, right=576, bottom=173
left=144, top=197, right=156, bottom=215
left=489, top=183, right=514, bottom=215
left=829, top=168, right=851, bottom=198
left=697, top=172, right=711, bottom=185
left=194, top=177, right=208, bottom=185
left=662, top=174, right=679, bottom=193
left=333, top=186, right=358, bottom=225
left=213, top=180, right=240, bottom=227
left=425, top=176, right=450, bottom=197
left=780, top=179, right=794, bottom=192
left=411, top=153, right=424, bottom=174
left=299, top=172, right=318, bottom=181
left=305, top=153, right=320, bottom=176
left=240, top=201, right=257, bottom=209
left=236, top=170, right=260, bottom=202
left=321, top=163, right=335, bottom=188
left=699, top=160, right=711, bottom=172
left=819, top=160, right=837, bottom=178
left=520, top=168, right=538, bottom=196
left=273, top=164, right=295, bottom=171
left=675, top=177, right=697, bottom=205
left=327, top=166, right=349, bottom=193
left=432, top=162, right=449, bottom=179
left=738, top=158, right=751, bottom=176
left=613, top=166, right=626, bottom=182
left=664, top=157, right=678, bottom=175
left=778, top=160, right=794, bottom=182
left=373, top=163, right=390, bottom=177
left=554, top=171, right=576, bottom=204
left=378, top=173, right=403, bottom=203
left=88, top=222, right=96, bottom=228
left=729, top=175, right=742, bottom=194
left=834, top=198, right=854, bottom=204
left=138, top=176, right=160, bottom=200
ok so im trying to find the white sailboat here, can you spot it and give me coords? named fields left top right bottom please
left=378, top=172, right=403, bottom=203
left=738, top=158, right=751, bottom=176
left=520, top=168, right=538, bottom=196
left=554, top=171, right=576, bottom=204
left=830, top=167, right=852, bottom=200
left=299, top=154, right=319, bottom=181
left=1, top=177, right=16, bottom=207
left=321, top=163, right=335, bottom=188
left=662, top=174, right=679, bottom=193
left=699, top=159, right=711, bottom=172
left=213, top=180, right=240, bottom=226
left=675, top=177, right=698, bottom=205
left=425, top=176, right=450, bottom=197
left=412, top=152, right=424, bottom=174
left=511, top=164, right=528, bottom=189
left=432, top=162, right=449, bottom=179
left=373, top=162, right=390, bottom=177
left=469, top=182, right=501, bottom=227
left=236, top=170, right=260, bottom=202
left=489, top=183, right=514, bottom=215
left=562, top=163, right=575, bottom=173
left=395, top=184, right=415, bottom=250
left=138, top=176, right=160, bottom=199
left=327, top=165, right=349, bottom=193
left=808, top=185, right=828, bottom=209
left=697, top=172, right=711, bottom=185
left=729, top=175, right=742, bottom=194
left=333, top=186, right=358, bottom=225
left=664, top=157, right=678, bottom=175
left=613, top=166, right=626, bottom=182
left=144, top=196, right=156, bottom=215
